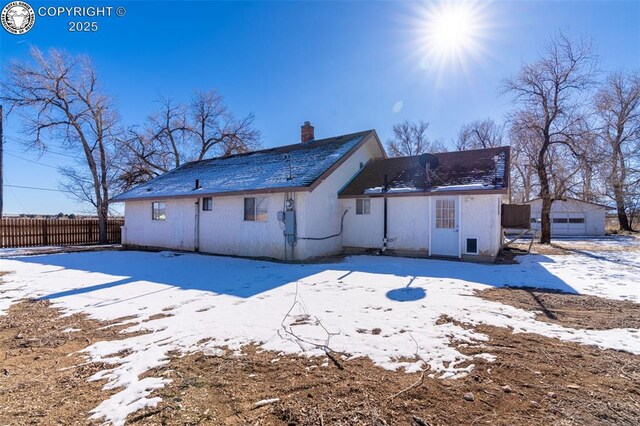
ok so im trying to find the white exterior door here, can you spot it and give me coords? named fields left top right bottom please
left=431, top=197, right=460, bottom=257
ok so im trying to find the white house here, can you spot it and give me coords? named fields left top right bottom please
left=338, top=146, right=510, bottom=262
left=112, top=123, right=511, bottom=262
left=527, top=198, right=607, bottom=237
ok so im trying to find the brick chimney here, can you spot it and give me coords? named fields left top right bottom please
left=301, top=121, right=314, bottom=144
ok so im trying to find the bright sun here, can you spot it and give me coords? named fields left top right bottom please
left=414, top=1, right=489, bottom=75
left=429, top=5, right=476, bottom=53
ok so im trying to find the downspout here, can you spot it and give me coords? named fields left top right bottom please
left=194, top=199, right=200, bottom=252
left=194, top=179, right=201, bottom=252
left=383, top=174, right=388, bottom=252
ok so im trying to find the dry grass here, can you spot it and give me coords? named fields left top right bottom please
left=0, top=299, right=146, bottom=425
left=477, top=287, right=640, bottom=330
left=1, top=278, right=639, bottom=425
left=510, top=239, right=639, bottom=255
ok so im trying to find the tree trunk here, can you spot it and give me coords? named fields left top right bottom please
left=97, top=201, right=108, bottom=244
left=540, top=197, right=552, bottom=244
left=613, top=184, right=631, bottom=231
left=537, top=149, right=552, bottom=244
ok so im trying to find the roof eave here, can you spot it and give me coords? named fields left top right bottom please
left=306, top=130, right=381, bottom=192
left=111, top=185, right=312, bottom=203
left=338, top=188, right=509, bottom=199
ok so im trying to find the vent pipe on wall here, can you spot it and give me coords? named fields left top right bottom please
left=383, top=174, right=388, bottom=252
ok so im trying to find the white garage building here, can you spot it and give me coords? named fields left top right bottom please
left=526, top=198, right=608, bottom=237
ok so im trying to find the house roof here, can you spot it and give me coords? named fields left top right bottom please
left=111, top=130, right=378, bottom=202
left=339, top=146, right=510, bottom=197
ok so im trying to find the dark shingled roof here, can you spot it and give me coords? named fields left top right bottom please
left=339, top=146, right=510, bottom=197
left=112, top=130, right=376, bottom=202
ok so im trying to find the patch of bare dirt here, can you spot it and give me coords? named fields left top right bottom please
left=511, top=240, right=639, bottom=256
left=1, top=288, right=638, bottom=425
left=130, top=323, right=640, bottom=426
left=477, top=287, right=640, bottom=330
left=0, top=299, right=144, bottom=425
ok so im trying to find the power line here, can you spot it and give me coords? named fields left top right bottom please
left=4, top=184, right=71, bottom=193
left=4, top=135, right=85, bottom=160
left=4, top=179, right=28, bottom=213
left=4, top=151, right=61, bottom=169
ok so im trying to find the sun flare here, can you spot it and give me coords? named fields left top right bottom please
left=428, top=4, right=476, bottom=54
left=413, top=1, right=491, bottom=76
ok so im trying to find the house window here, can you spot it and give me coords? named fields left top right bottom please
left=356, top=198, right=370, bottom=215
left=202, top=197, right=213, bottom=211
left=568, top=217, right=585, bottom=224
left=552, top=217, right=568, bottom=224
left=435, top=199, right=455, bottom=229
left=152, top=202, right=166, bottom=221
left=244, top=197, right=267, bottom=221
left=466, top=238, right=478, bottom=254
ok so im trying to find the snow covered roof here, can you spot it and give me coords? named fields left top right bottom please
left=112, top=130, right=375, bottom=201
left=340, top=146, right=510, bottom=197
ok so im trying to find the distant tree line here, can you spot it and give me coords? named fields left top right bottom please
left=385, top=32, right=639, bottom=242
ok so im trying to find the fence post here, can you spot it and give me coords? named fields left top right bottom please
left=42, top=220, right=49, bottom=246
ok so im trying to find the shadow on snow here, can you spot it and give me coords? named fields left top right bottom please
left=9, top=250, right=580, bottom=303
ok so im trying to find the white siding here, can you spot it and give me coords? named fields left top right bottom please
left=121, top=136, right=384, bottom=260
left=340, top=198, right=385, bottom=248
left=296, top=137, right=385, bottom=258
left=387, top=197, right=429, bottom=251
left=197, top=193, right=292, bottom=259
left=124, top=193, right=293, bottom=259
left=459, top=194, right=503, bottom=258
left=528, top=199, right=606, bottom=236
left=123, top=199, right=196, bottom=251
left=341, top=193, right=503, bottom=259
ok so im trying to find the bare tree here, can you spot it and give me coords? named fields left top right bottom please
left=456, top=118, right=505, bottom=150
left=594, top=71, right=640, bottom=231
left=503, top=32, right=598, bottom=243
left=508, top=124, right=537, bottom=203
left=189, top=90, right=260, bottom=159
left=386, top=120, right=446, bottom=157
left=1, top=48, right=118, bottom=243
left=118, top=90, right=260, bottom=189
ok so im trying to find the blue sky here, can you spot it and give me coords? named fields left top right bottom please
left=1, top=0, right=639, bottom=215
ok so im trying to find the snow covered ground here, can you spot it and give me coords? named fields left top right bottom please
left=0, top=238, right=638, bottom=425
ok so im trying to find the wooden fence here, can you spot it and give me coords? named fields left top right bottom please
left=0, top=218, right=124, bottom=248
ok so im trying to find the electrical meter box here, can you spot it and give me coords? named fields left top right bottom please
left=284, top=210, right=295, bottom=235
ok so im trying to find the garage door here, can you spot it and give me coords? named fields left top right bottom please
left=551, top=213, right=586, bottom=236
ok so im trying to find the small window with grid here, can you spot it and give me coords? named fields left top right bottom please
left=435, top=199, right=455, bottom=229
left=152, top=202, right=166, bottom=221
left=244, top=197, right=268, bottom=221
left=202, top=197, right=213, bottom=211
left=356, top=198, right=370, bottom=215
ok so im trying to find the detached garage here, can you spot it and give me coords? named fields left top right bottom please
left=526, top=198, right=608, bottom=237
